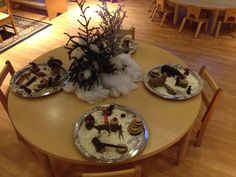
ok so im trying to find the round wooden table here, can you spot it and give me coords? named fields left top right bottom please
left=169, top=0, right=236, bottom=34
left=8, top=41, right=201, bottom=177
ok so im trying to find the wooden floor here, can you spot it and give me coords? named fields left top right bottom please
left=0, top=0, right=236, bottom=176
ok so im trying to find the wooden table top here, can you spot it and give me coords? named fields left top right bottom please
left=169, top=0, right=236, bottom=9
left=8, top=41, right=201, bottom=165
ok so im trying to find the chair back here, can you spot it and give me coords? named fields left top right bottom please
left=196, top=66, right=223, bottom=146
left=120, top=27, right=135, bottom=40
left=0, top=0, right=6, bottom=7
left=0, top=0, right=10, bottom=11
left=157, top=0, right=166, bottom=12
left=79, top=166, right=142, bottom=177
left=187, top=6, right=201, bottom=21
left=0, top=60, right=15, bottom=114
left=223, top=9, right=236, bottom=23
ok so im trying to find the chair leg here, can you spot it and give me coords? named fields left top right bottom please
left=189, top=21, right=193, bottom=27
left=195, top=129, right=203, bottom=146
left=178, top=17, right=187, bottom=32
left=195, top=117, right=210, bottom=147
left=148, top=0, right=156, bottom=12
left=0, top=35, right=3, bottom=42
left=11, top=22, right=18, bottom=35
left=151, top=6, right=158, bottom=21
left=215, top=21, right=222, bottom=38
left=160, top=12, right=168, bottom=28
left=204, top=21, right=209, bottom=32
left=194, top=22, right=203, bottom=38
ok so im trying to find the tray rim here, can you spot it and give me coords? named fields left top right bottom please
left=120, top=37, right=137, bottom=55
left=73, top=104, right=149, bottom=163
left=143, top=64, right=203, bottom=100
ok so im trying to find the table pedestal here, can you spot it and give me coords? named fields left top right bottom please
left=34, top=149, right=55, bottom=177
left=176, top=127, right=193, bottom=165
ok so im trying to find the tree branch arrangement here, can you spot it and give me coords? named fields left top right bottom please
left=97, top=1, right=126, bottom=56
left=63, top=0, right=141, bottom=104
left=65, top=0, right=127, bottom=90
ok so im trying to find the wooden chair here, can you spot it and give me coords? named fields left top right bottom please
left=78, top=166, right=142, bottom=177
left=195, top=66, right=223, bottom=146
left=150, top=0, right=174, bottom=27
left=9, top=0, right=67, bottom=20
left=148, top=0, right=158, bottom=13
left=215, top=9, right=236, bottom=37
left=0, top=60, right=15, bottom=112
left=0, top=60, right=22, bottom=141
left=178, top=6, right=209, bottom=38
left=120, top=26, right=135, bottom=40
left=0, top=0, right=17, bottom=42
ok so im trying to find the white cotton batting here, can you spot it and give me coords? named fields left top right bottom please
left=90, top=44, right=100, bottom=53
left=70, top=48, right=84, bottom=59
left=110, top=54, right=142, bottom=82
left=74, top=85, right=110, bottom=104
left=101, top=72, right=138, bottom=96
left=64, top=53, right=142, bottom=103
left=63, top=81, right=77, bottom=93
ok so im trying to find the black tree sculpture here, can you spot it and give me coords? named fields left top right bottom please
left=65, top=0, right=126, bottom=90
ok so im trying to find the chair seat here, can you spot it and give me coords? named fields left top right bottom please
left=217, top=17, right=236, bottom=24
left=164, top=8, right=174, bottom=14
left=187, top=17, right=208, bottom=23
left=0, top=12, right=9, bottom=20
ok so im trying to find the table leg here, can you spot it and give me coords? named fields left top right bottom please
left=34, top=149, right=55, bottom=177
left=173, top=4, right=179, bottom=25
left=210, top=10, right=219, bottom=35
left=175, top=127, right=192, bottom=165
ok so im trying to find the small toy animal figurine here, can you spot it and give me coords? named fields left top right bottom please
left=102, top=104, right=115, bottom=124
left=93, top=124, right=111, bottom=134
left=110, top=117, right=119, bottom=132
left=92, top=137, right=127, bottom=153
left=84, top=114, right=95, bottom=130
left=161, top=65, right=184, bottom=78
left=29, top=62, right=40, bottom=72
left=93, top=123, right=124, bottom=140
left=175, top=76, right=181, bottom=86
left=103, top=104, right=115, bottom=116
left=187, top=86, right=192, bottom=95
left=184, top=68, right=190, bottom=75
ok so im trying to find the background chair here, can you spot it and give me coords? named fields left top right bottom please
left=178, top=6, right=208, bottom=38
left=150, top=0, right=174, bottom=27
left=78, top=166, right=142, bottom=177
left=0, top=0, right=17, bottom=42
left=195, top=65, right=223, bottom=146
left=215, top=9, right=236, bottom=37
left=120, top=26, right=135, bottom=40
left=148, top=0, right=158, bottom=13
left=0, top=60, right=22, bottom=140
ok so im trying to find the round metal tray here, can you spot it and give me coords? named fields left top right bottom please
left=73, top=104, right=148, bottom=163
left=10, top=63, right=68, bottom=98
left=143, top=64, right=203, bottom=100
left=120, top=37, right=137, bottom=55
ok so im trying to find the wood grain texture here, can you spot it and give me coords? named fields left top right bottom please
left=0, top=0, right=236, bottom=177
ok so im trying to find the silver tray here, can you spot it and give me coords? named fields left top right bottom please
left=120, top=37, right=137, bottom=55
left=10, top=64, right=68, bottom=97
left=73, top=104, right=148, bottom=163
left=143, top=64, right=203, bottom=100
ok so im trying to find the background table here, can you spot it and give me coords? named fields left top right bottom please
left=169, top=0, right=236, bottom=34
left=8, top=41, right=201, bottom=177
